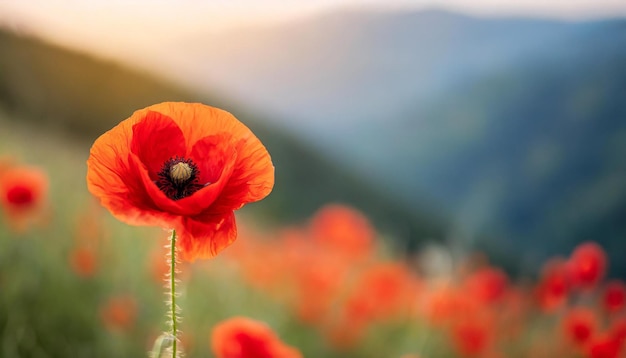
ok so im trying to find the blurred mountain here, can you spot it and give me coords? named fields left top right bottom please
left=171, top=9, right=583, bottom=133
left=392, top=22, right=626, bottom=271
left=169, top=9, right=626, bottom=274
left=0, top=28, right=445, bottom=250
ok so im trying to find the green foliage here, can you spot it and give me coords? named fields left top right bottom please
left=0, top=113, right=437, bottom=358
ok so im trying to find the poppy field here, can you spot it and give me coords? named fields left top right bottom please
left=1, top=105, right=625, bottom=358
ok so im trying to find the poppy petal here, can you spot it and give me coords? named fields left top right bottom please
left=130, top=111, right=186, bottom=179
left=177, top=211, right=237, bottom=261
left=139, top=103, right=244, bottom=147
left=187, top=134, right=233, bottom=186
left=209, top=136, right=274, bottom=213
left=87, top=113, right=166, bottom=225
left=87, top=140, right=176, bottom=227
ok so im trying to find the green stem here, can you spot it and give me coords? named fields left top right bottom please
left=149, top=229, right=180, bottom=358
left=170, top=229, right=178, bottom=358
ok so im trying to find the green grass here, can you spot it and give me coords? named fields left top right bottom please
left=0, top=111, right=277, bottom=357
left=0, top=112, right=421, bottom=357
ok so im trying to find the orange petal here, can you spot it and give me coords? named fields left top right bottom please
left=209, top=135, right=275, bottom=212
left=87, top=146, right=175, bottom=227
left=130, top=111, right=186, bottom=179
left=176, top=211, right=237, bottom=261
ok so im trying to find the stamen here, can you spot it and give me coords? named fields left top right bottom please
left=157, top=157, right=203, bottom=200
left=169, top=162, right=192, bottom=185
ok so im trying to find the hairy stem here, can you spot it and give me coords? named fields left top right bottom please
left=149, top=229, right=180, bottom=358
left=170, top=229, right=178, bottom=358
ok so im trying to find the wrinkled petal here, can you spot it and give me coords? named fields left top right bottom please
left=130, top=111, right=186, bottom=179
left=209, top=136, right=274, bottom=213
left=87, top=144, right=176, bottom=227
left=188, top=134, right=232, bottom=185
left=138, top=103, right=247, bottom=147
left=176, top=211, right=237, bottom=261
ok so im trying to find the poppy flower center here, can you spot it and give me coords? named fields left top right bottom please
left=170, top=162, right=193, bottom=185
left=157, top=157, right=204, bottom=200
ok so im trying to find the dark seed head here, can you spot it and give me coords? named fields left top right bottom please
left=169, top=162, right=193, bottom=185
left=157, top=157, right=203, bottom=200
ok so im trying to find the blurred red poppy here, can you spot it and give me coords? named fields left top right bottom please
left=341, top=262, right=418, bottom=329
left=568, top=242, right=607, bottom=290
left=309, top=204, right=375, bottom=261
left=100, top=295, right=137, bottom=332
left=86, top=102, right=274, bottom=261
left=562, top=307, right=597, bottom=347
left=602, top=280, right=626, bottom=314
left=68, top=204, right=105, bottom=278
left=424, top=285, right=464, bottom=326
left=0, top=165, right=48, bottom=230
left=210, top=317, right=302, bottom=358
left=293, top=255, right=345, bottom=324
left=535, top=258, right=570, bottom=312
left=464, top=267, right=509, bottom=305
left=452, top=319, right=493, bottom=357
left=69, top=246, right=97, bottom=278
left=609, top=318, right=626, bottom=346
left=587, top=333, right=623, bottom=358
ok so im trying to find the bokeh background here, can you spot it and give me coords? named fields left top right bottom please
left=0, top=1, right=625, bottom=357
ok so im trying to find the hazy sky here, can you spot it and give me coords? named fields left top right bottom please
left=1, top=0, right=625, bottom=70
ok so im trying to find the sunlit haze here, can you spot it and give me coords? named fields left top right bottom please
left=1, top=0, right=625, bottom=70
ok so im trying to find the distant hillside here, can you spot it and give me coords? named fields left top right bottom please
left=0, top=30, right=199, bottom=135
left=169, top=9, right=581, bottom=134
left=372, top=19, right=626, bottom=273
left=0, top=28, right=445, bottom=250
left=162, top=9, right=626, bottom=276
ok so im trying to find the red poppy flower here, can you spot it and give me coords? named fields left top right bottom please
left=464, top=267, right=509, bottom=305
left=562, top=307, right=597, bottom=347
left=610, top=318, right=626, bottom=343
left=69, top=246, right=97, bottom=278
left=294, top=255, right=345, bottom=324
left=587, top=333, right=623, bottom=358
left=342, top=263, right=418, bottom=325
left=535, top=258, right=570, bottom=312
left=451, top=319, right=493, bottom=357
left=0, top=165, right=48, bottom=230
left=309, top=204, right=375, bottom=261
left=86, top=102, right=274, bottom=261
left=568, top=242, right=607, bottom=290
left=100, top=295, right=138, bottom=332
left=602, top=280, right=626, bottom=314
left=210, top=317, right=302, bottom=358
